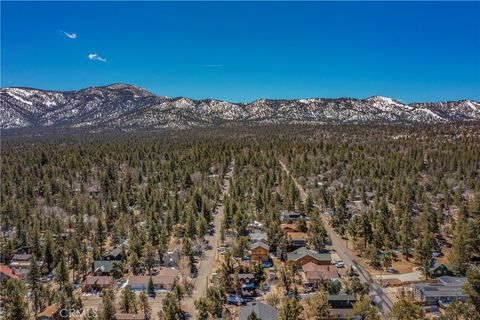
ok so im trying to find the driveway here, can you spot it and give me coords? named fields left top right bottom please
left=376, top=269, right=422, bottom=283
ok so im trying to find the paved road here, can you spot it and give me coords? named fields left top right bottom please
left=182, top=160, right=234, bottom=319
left=320, top=214, right=393, bottom=315
left=278, top=158, right=393, bottom=317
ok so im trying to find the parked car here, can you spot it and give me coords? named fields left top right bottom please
left=350, top=265, right=359, bottom=276
left=191, top=265, right=198, bottom=278
left=335, top=260, right=345, bottom=268
left=386, top=268, right=397, bottom=274
left=304, top=285, right=316, bottom=293
left=226, top=295, right=245, bottom=306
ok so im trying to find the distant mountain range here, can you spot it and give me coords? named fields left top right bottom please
left=1, top=84, right=479, bottom=131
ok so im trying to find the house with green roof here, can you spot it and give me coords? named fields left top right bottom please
left=428, top=259, right=449, bottom=277
left=287, top=247, right=331, bottom=267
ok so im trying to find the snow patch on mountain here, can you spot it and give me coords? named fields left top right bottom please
left=1, top=84, right=479, bottom=131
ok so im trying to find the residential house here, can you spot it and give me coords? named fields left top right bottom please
left=128, top=275, right=176, bottom=291
left=0, top=264, right=19, bottom=283
left=428, top=259, right=449, bottom=277
left=239, top=302, right=279, bottom=320
left=287, top=247, right=331, bottom=267
left=92, top=260, right=117, bottom=276
left=301, top=262, right=339, bottom=287
left=280, top=223, right=299, bottom=233
left=12, top=253, right=32, bottom=262
left=9, top=254, right=44, bottom=279
left=327, top=294, right=356, bottom=309
left=365, top=191, right=376, bottom=200
left=84, top=275, right=115, bottom=292
left=286, top=232, right=307, bottom=249
left=104, top=248, right=123, bottom=261
left=250, top=242, right=270, bottom=262
left=280, top=210, right=303, bottom=222
left=87, top=185, right=100, bottom=197
left=230, top=273, right=255, bottom=283
left=437, top=276, right=467, bottom=286
left=36, top=304, right=59, bottom=320
left=412, top=277, right=467, bottom=305
left=249, top=231, right=268, bottom=244
left=162, top=247, right=181, bottom=268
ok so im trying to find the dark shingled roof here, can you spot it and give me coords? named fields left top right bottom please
left=287, top=247, right=331, bottom=262
left=93, top=260, right=116, bottom=273
left=239, top=302, right=279, bottom=320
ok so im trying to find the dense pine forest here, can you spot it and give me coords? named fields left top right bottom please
left=1, top=124, right=479, bottom=320
left=281, top=124, right=480, bottom=276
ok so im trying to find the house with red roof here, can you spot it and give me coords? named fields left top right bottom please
left=0, top=264, right=19, bottom=284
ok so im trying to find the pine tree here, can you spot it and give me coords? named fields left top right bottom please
left=351, top=296, right=381, bottom=320
left=303, top=290, right=331, bottom=319
left=247, top=311, right=261, bottom=320
left=449, top=217, right=472, bottom=276
left=399, top=210, right=414, bottom=260
left=464, top=269, right=480, bottom=315
left=197, top=213, right=208, bottom=238
left=148, top=275, right=155, bottom=296
left=142, top=241, right=156, bottom=274
left=158, top=291, right=182, bottom=320
left=388, top=294, right=420, bottom=320
left=28, top=254, right=43, bottom=313
left=55, top=254, right=69, bottom=286
left=307, top=212, right=327, bottom=252
left=279, top=297, right=303, bottom=320
left=111, top=262, right=124, bottom=280
left=139, top=291, right=152, bottom=319
left=305, top=195, right=314, bottom=215
left=102, top=288, right=116, bottom=320
left=43, top=230, right=55, bottom=271
left=120, top=285, right=138, bottom=313
left=28, top=254, right=41, bottom=290
left=1, top=279, right=29, bottom=320
left=415, top=234, right=433, bottom=278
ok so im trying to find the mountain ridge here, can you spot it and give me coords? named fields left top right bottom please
left=2, top=84, right=480, bottom=131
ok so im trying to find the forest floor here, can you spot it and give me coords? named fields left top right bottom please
left=357, top=256, right=416, bottom=275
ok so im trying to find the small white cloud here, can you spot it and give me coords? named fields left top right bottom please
left=62, top=31, right=77, bottom=39
left=88, top=53, right=107, bottom=62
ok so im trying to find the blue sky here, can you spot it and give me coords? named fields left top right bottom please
left=1, top=1, right=479, bottom=102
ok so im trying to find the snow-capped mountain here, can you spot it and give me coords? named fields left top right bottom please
left=1, top=84, right=479, bottom=131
